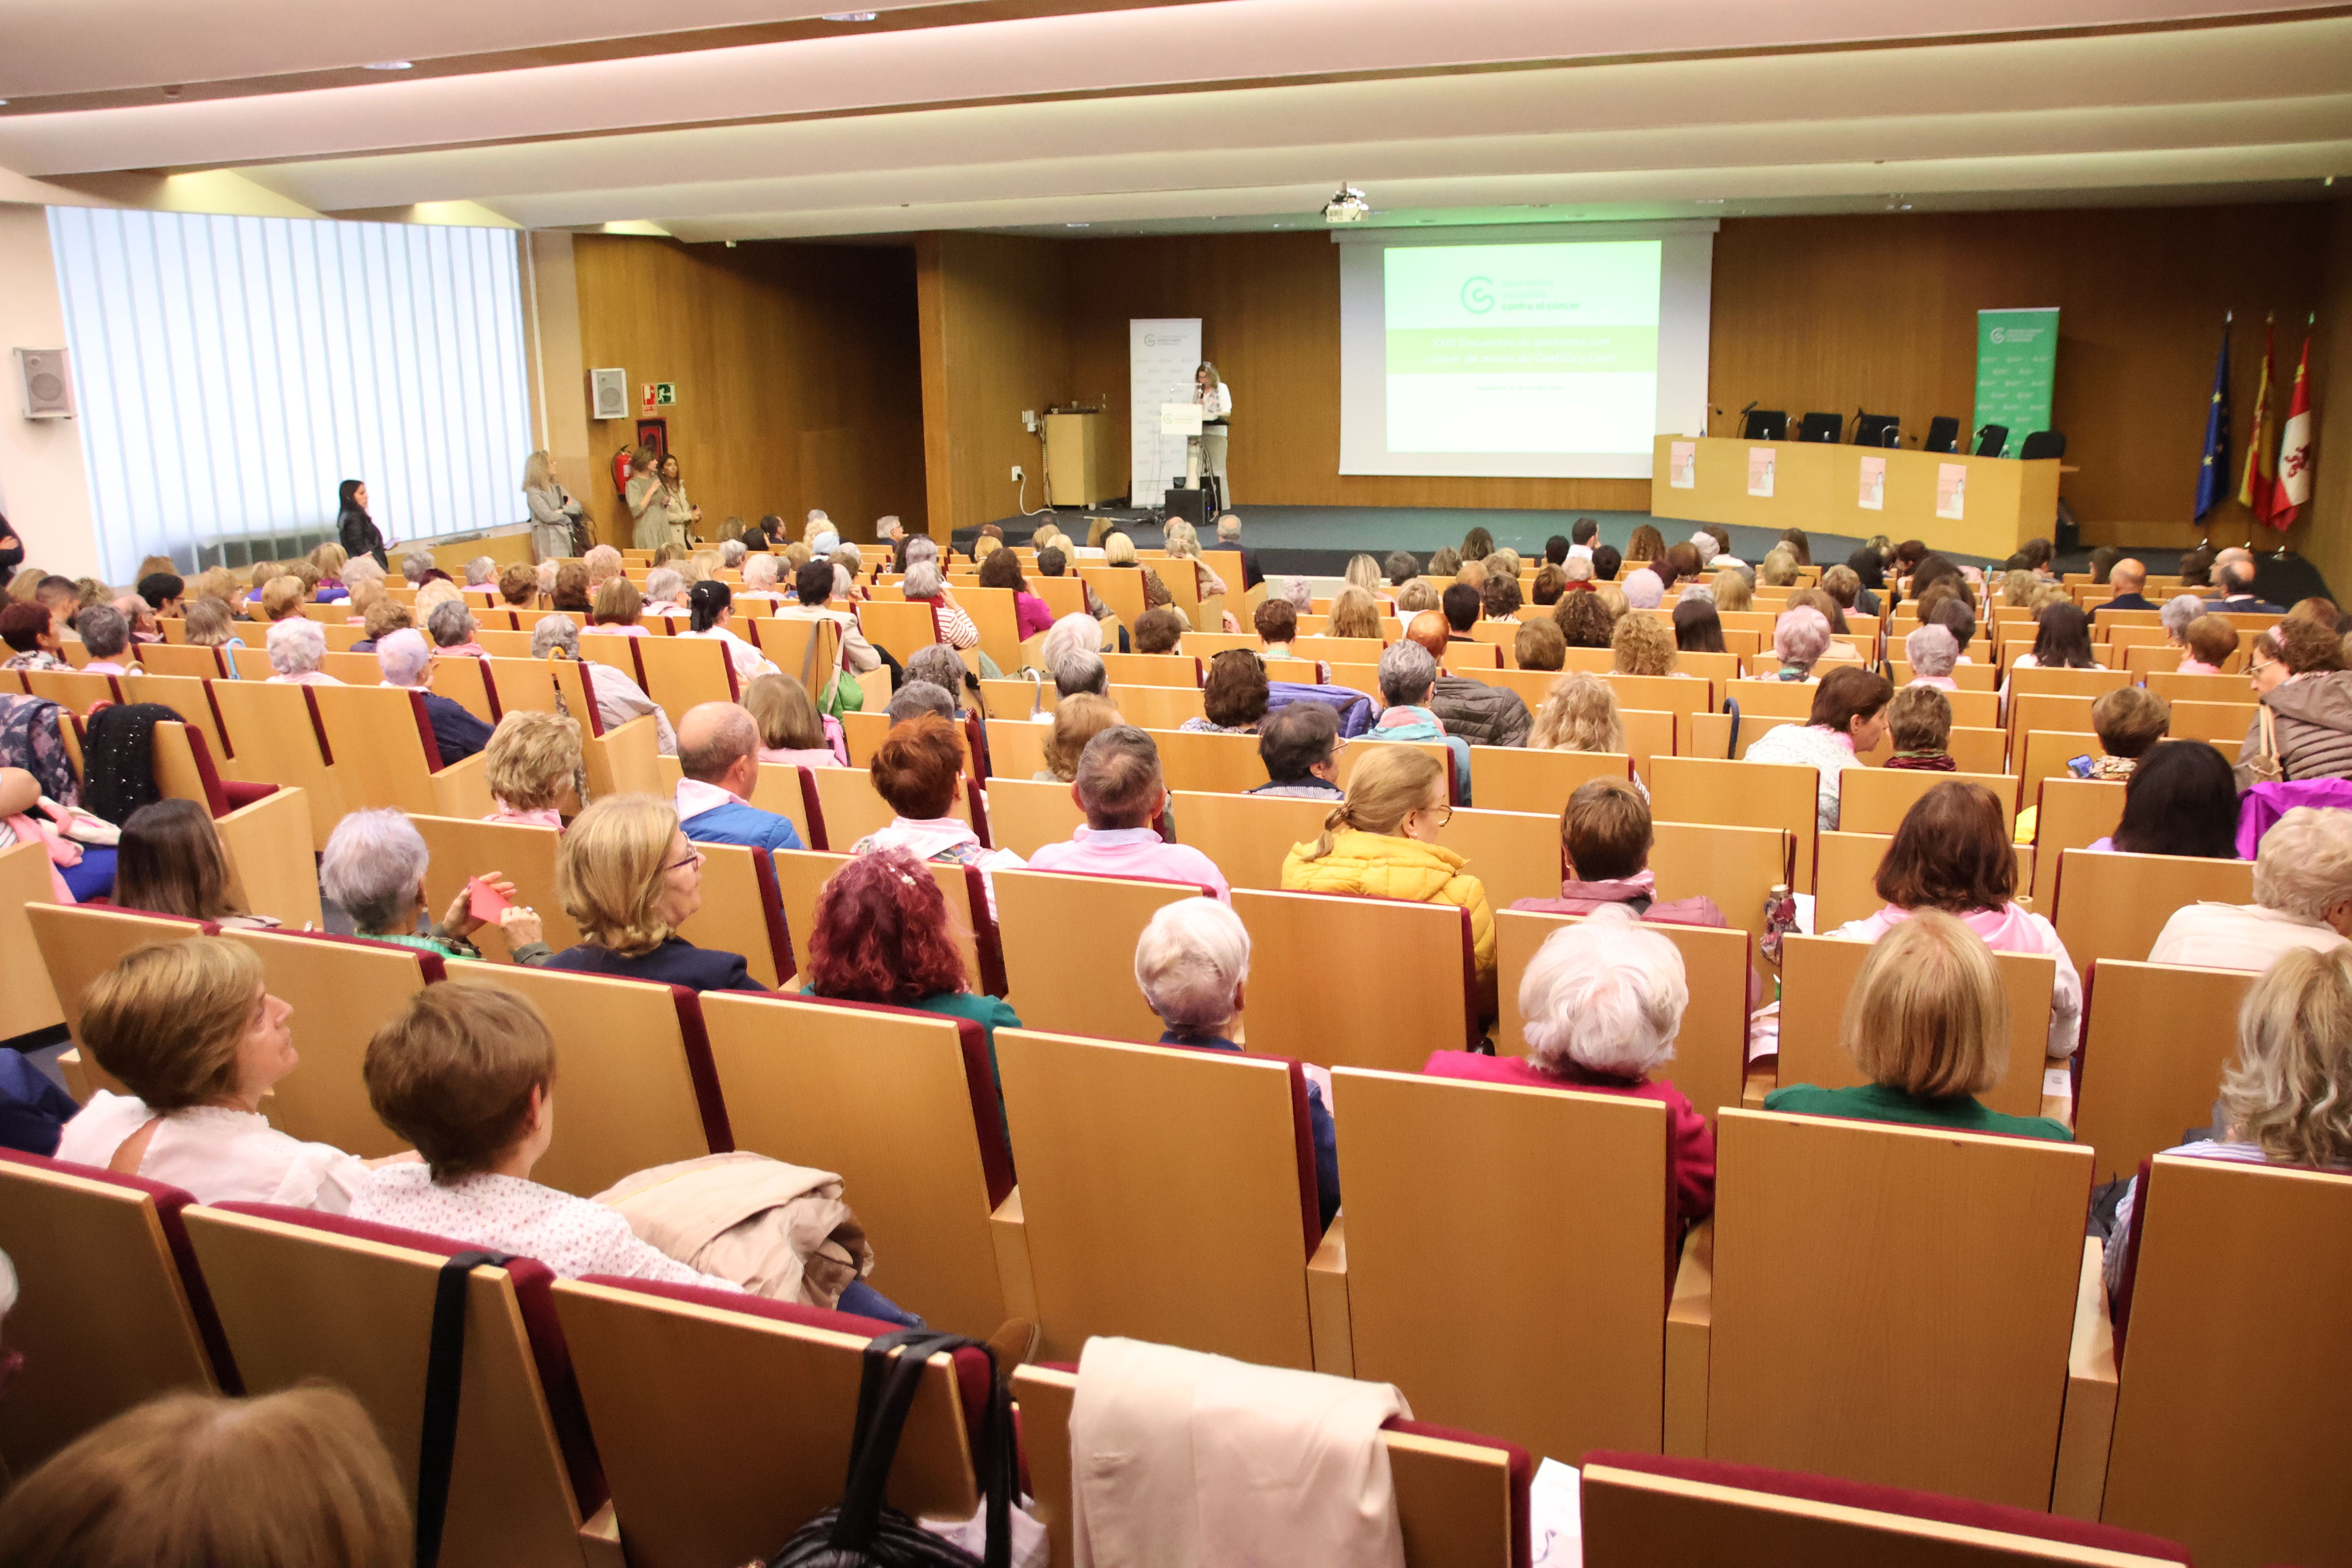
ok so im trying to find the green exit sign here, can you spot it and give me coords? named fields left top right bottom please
left=654, top=382, right=677, bottom=406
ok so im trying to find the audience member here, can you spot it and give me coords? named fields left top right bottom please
left=1827, top=781, right=2080, bottom=1057
left=349, top=596, right=409, bottom=653
left=2148, top=807, right=2352, bottom=968
left=1328, top=586, right=1382, bottom=641
left=1029, top=727, right=1229, bottom=899
left=1133, top=606, right=1187, bottom=655
left=544, top=793, right=762, bottom=990
left=1134, top=897, right=1337, bottom=1228
left=1515, top=615, right=1567, bottom=671
left=74, top=605, right=132, bottom=673
left=323, top=808, right=546, bottom=962
left=1672, top=599, right=1724, bottom=653
left=852, top=715, right=1024, bottom=906
left=1425, top=918, right=1714, bottom=1221
left=2100, top=558, right=2154, bottom=613
left=1481, top=573, right=1523, bottom=622
left=1253, top=596, right=1298, bottom=655
left=1744, top=666, right=1892, bottom=828
left=805, top=846, right=1022, bottom=1066
left=673, top=701, right=805, bottom=853
left=886, top=680, right=957, bottom=726
left=2083, top=686, right=2171, bottom=783
left=1181, top=648, right=1271, bottom=735
left=1528, top=672, right=1638, bottom=795
left=2214, top=557, right=2285, bottom=614
left=1037, top=692, right=1123, bottom=783
left=1366, top=639, right=1472, bottom=802
left=2246, top=616, right=2352, bottom=779
left=1514, top=779, right=1728, bottom=928
left=905, top=642, right=976, bottom=716
left=1766, top=605, right=1833, bottom=680
left=2011, top=603, right=2102, bottom=675
left=1903, top=623, right=1960, bottom=690
left=744, top=671, right=844, bottom=767
left=1767, top=911, right=2071, bottom=1139
left=136, top=570, right=185, bottom=617
left=376, top=628, right=494, bottom=762
left=2176, top=609, right=2236, bottom=674
left=531, top=615, right=677, bottom=755
left=483, top=710, right=583, bottom=826
left=1402, top=611, right=1529, bottom=747
left=2105, top=943, right=2352, bottom=1293
left=2101, top=740, right=2241, bottom=857
left=113, top=799, right=277, bottom=928
left=0, top=1386, right=409, bottom=1568
left=0, top=599, right=64, bottom=671
left=1553, top=590, right=1614, bottom=650
left=1881, top=684, right=1954, bottom=770
left=1611, top=611, right=1678, bottom=676
left=679, top=579, right=779, bottom=682
left=262, top=617, right=340, bottom=684
left=1281, top=742, right=1495, bottom=993
left=1249, top=702, right=1344, bottom=799
left=55, top=937, right=382, bottom=1208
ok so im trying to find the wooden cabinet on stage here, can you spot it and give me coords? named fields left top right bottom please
left=1045, top=410, right=1120, bottom=506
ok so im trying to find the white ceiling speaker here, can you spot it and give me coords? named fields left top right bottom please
left=14, top=348, right=73, bottom=419
left=1323, top=183, right=1370, bottom=224
left=589, top=367, right=628, bottom=421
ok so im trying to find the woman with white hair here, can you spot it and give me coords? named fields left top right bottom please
left=1766, top=604, right=1834, bottom=681
left=640, top=566, right=688, bottom=617
left=583, top=543, right=624, bottom=588
left=321, top=808, right=546, bottom=962
left=1277, top=577, right=1313, bottom=612
left=1134, top=896, right=1338, bottom=1229
left=1904, top=623, right=1961, bottom=691
left=738, top=551, right=784, bottom=610
left=1425, top=916, right=1715, bottom=1221
left=902, top=561, right=983, bottom=660
left=2159, top=592, right=2206, bottom=652
left=719, top=538, right=748, bottom=569
left=463, top=556, right=497, bottom=588
left=2148, top=806, right=2352, bottom=969
left=534, top=614, right=678, bottom=756
left=425, top=597, right=489, bottom=658
left=263, top=618, right=341, bottom=686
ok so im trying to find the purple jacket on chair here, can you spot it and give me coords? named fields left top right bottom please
left=2237, top=778, right=2352, bottom=859
left=1265, top=682, right=1376, bottom=739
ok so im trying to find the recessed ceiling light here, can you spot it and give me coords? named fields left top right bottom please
left=1065, top=222, right=1090, bottom=228
left=821, top=10, right=878, bottom=19
left=363, top=60, right=413, bottom=70
left=1694, top=198, right=1725, bottom=205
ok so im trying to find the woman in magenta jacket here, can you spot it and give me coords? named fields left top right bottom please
left=1425, top=916, right=1715, bottom=1223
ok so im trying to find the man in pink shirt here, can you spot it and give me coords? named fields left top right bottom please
left=1026, top=727, right=1230, bottom=902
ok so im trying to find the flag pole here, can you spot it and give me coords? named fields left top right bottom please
left=2275, top=309, right=2318, bottom=559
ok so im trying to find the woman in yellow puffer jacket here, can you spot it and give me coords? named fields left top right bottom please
left=1280, top=742, right=1497, bottom=1013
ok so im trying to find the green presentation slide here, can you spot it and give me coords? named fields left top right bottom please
left=1383, top=240, right=1661, bottom=454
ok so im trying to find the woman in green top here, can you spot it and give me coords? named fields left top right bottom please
left=321, top=808, right=552, bottom=965
left=801, top=848, right=1021, bottom=1078
left=1765, top=908, right=2071, bottom=1141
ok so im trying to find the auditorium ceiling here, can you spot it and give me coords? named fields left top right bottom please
left=0, top=0, right=2345, bottom=238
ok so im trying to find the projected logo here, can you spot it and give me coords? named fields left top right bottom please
left=1459, top=276, right=1495, bottom=314
left=1989, top=328, right=2005, bottom=344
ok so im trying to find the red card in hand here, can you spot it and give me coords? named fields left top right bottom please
left=467, top=879, right=514, bottom=923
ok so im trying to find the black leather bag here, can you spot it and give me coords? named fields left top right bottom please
left=768, top=1329, right=1013, bottom=1568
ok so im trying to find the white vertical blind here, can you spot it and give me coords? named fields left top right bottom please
left=49, top=207, right=532, bottom=579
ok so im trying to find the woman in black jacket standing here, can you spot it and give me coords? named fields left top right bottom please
left=336, top=479, right=385, bottom=569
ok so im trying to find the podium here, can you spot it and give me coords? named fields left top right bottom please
left=1160, top=402, right=1222, bottom=515
left=1045, top=410, right=1119, bottom=506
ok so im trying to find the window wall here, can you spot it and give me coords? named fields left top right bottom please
left=50, top=206, right=532, bottom=578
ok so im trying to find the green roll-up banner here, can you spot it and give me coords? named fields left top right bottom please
left=1972, top=308, right=2059, bottom=458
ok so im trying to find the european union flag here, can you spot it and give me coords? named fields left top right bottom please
left=2194, top=319, right=2231, bottom=520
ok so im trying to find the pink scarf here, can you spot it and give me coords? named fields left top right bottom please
left=7, top=808, right=80, bottom=902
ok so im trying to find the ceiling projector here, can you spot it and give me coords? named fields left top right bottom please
left=1323, top=183, right=1370, bottom=224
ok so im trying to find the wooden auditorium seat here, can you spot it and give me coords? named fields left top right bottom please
left=700, top=992, right=1016, bottom=1338
left=1651, top=757, right=1820, bottom=892
left=180, top=1203, right=605, bottom=1568
left=1837, top=768, right=2019, bottom=835
left=1775, top=934, right=2059, bottom=1119
left=2050, top=849, right=2252, bottom=970
left=1496, top=911, right=1750, bottom=1127
left=995, top=869, right=1202, bottom=1042
left=634, top=635, right=739, bottom=725
left=409, top=814, right=579, bottom=964
left=1327, top=1068, right=1677, bottom=1461
left=982, top=776, right=1087, bottom=858
left=2087, top=1156, right=2352, bottom=1566
left=670, top=842, right=793, bottom=989
left=768, top=848, right=995, bottom=995
left=1434, top=807, right=1564, bottom=911
left=1649, top=822, right=1789, bottom=953
left=1153, top=726, right=1271, bottom=792
left=0, top=1152, right=233, bottom=1475
left=0, top=840, right=67, bottom=1042
left=1467, top=746, right=1630, bottom=815
left=1014, top=1361, right=1532, bottom=1568
left=1235, top=887, right=1480, bottom=1070
left=1100, top=652, right=1200, bottom=687
left=440, top=962, right=724, bottom=1198
left=22, top=667, right=120, bottom=715
left=134, top=641, right=225, bottom=678
left=992, top=1029, right=1332, bottom=1368
left=1107, top=683, right=1207, bottom=730
left=804, top=761, right=975, bottom=849
left=858, top=598, right=945, bottom=663
left=430, top=654, right=499, bottom=723
left=1813, top=832, right=2034, bottom=935
left=1578, top=1452, right=2190, bottom=1567
left=1683, top=1110, right=2098, bottom=1508
left=122, top=668, right=229, bottom=756
left=551, top=1277, right=984, bottom=1568
left=2072, top=960, right=2256, bottom=1185
left=309, top=682, right=494, bottom=819
left=219, top=929, right=442, bottom=1158
left=2027, top=779, right=2126, bottom=909
left=206, top=679, right=342, bottom=849
left=148, top=721, right=322, bottom=929
left=1171, top=789, right=1336, bottom=892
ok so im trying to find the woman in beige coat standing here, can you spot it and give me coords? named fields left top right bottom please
left=624, top=446, right=671, bottom=552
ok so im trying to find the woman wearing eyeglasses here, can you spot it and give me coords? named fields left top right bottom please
left=543, top=794, right=768, bottom=992
left=2242, top=617, right=2352, bottom=782
left=1281, top=742, right=1496, bottom=1011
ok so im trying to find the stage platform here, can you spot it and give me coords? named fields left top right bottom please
left=961, top=504, right=2331, bottom=603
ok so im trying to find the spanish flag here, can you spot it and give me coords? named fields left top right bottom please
left=2265, top=330, right=2314, bottom=532
left=2237, top=319, right=2278, bottom=517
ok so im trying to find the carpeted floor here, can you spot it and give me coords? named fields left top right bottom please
left=964, top=503, right=2332, bottom=603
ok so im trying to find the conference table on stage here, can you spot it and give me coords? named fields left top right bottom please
left=1648, top=434, right=2063, bottom=559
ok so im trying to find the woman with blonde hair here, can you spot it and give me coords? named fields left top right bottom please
left=483, top=710, right=585, bottom=826
left=523, top=448, right=586, bottom=560
left=1757, top=548, right=1799, bottom=588
left=1280, top=742, right=1496, bottom=991
left=743, top=671, right=844, bottom=767
left=588, top=573, right=649, bottom=635
left=1103, top=531, right=1179, bottom=611
left=1624, top=523, right=1664, bottom=564
left=6, top=566, right=42, bottom=602
left=1528, top=672, right=1647, bottom=795
left=54, top=937, right=387, bottom=1209
left=1328, top=585, right=1383, bottom=641
left=1611, top=612, right=1679, bottom=677
left=1766, top=909, right=2071, bottom=1140
left=308, top=539, right=350, bottom=591
left=545, top=793, right=763, bottom=990
left=1343, top=553, right=1392, bottom=611
left=0, top=1386, right=410, bottom=1567
left=260, top=575, right=307, bottom=622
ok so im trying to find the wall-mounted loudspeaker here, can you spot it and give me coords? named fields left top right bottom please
left=14, top=348, right=73, bottom=420
left=589, top=367, right=628, bottom=421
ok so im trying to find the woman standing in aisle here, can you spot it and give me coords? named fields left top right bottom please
left=522, top=450, right=587, bottom=561
left=1195, top=361, right=1233, bottom=510
left=336, top=479, right=386, bottom=570
left=658, top=452, right=703, bottom=543
left=624, top=446, right=672, bottom=552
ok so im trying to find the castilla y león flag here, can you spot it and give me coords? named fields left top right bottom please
left=2264, top=331, right=2314, bottom=532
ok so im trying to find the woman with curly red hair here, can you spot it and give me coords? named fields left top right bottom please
left=802, top=848, right=1022, bottom=1075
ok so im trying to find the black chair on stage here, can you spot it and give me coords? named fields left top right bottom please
left=1797, top=412, right=1843, bottom=444
left=1854, top=412, right=1901, bottom=448
left=1973, top=424, right=2010, bottom=457
left=1923, top=416, right=1961, bottom=454
left=2019, top=430, right=2066, bottom=461
left=1741, top=409, right=1788, bottom=441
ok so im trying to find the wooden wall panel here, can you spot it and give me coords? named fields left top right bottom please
left=916, top=234, right=1073, bottom=537
left=1051, top=205, right=2335, bottom=533
left=2307, top=200, right=2352, bottom=602
left=571, top=236, right=924, bottom=545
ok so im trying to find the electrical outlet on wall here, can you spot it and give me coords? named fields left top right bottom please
left=1011, top=465, right=1025, bottom=483
left=1022, top=409, right=1038, bottom=431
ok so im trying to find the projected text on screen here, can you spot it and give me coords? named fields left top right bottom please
left=1383, top=240, right=1661, bottom=456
